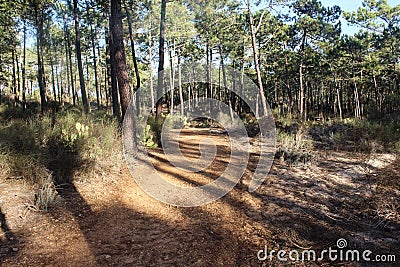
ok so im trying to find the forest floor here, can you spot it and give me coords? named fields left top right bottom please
left=0, top=128, right=399, bottom=266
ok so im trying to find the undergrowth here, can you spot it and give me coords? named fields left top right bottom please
left=0, top=104, right=121, bottom=211
left=274, top=111, right=400, bottom=167
left=309, top=118, right=400, bottom=153
left=2, top=102, right=398, bottom=210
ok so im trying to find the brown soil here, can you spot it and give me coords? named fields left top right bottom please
left=0, top=128, right=399, bottom=266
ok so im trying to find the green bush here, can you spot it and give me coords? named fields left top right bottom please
left=147, top=116, right=164, bottom=147
left=163, top=114, right=188, bottom=130
left=329, top=119, right=400, bottom=152
left=276, top=127, right=314, bottom=167
left=0, top=106, right=121, bottom=207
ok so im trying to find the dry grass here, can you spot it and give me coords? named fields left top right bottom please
left=0, top=104, right=122, bottom=211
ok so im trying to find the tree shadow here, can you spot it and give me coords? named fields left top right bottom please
left=144, top=129, right=400, bottom=266
left=0, top=207, right=19, bottom=265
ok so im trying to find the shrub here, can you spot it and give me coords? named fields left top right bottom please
left=163, top=114, right=188, bottom=130
left=143, top=116, right=164, bottom=147
left=0, top=106, right=122, bottom=211
left=276, top=127, right=314, bottom=167
left=31, top=175, right=62, bottom=212
left=326, top=119, right=400, bottom=153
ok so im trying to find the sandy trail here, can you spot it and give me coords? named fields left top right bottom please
left=1, top=128, right=399, bottom=266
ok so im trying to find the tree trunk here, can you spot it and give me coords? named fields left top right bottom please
left=334, top=74, right=342, bottom=120
left=22, top=17, right=27, bottom=111
left=35, top=8, right=47, bottom=113
left=85, top=56, right=91, bottom=104
left=299, top=29, right=307, bottom=120
left=168, top=41, right=175, bottom=115
left=373, top=71, right=380, bottom=112
left=353, top=76, right=361, bottom=119
left=90, top=25, right=100, bottom=110
left=125, top=5, right=141, bottom=115
left=156, top=0, right=167, bottom=118
left=73, top=0, right=89, bottom=113
left=56, top=65, right=60, bottom=103
left=64, top=19, right=74, bottom=105
left=12, top=49, right=16, bottom=95
left=148, top=30, right=155, bottom=115
left=51, top=61, right=57, bottom=102
left=247, top=0, right=268, bottom=117
left=177, top=46, right=184, bottom=116
left=85, top=3, right=100, bottom=110
left=97, top=43, right=103, bottom=104
left=58, top=63, right=63, bottom=104
left=111, top=0, right=132, bottom=119
left=206, top=43, right=209, bottom=97
left=16, top=52, right=20, bottom=99
left=108, top=18, right=120, bottom=119
left=284, top=46, right=292, bottom=116
left=219, top=45, right=234, bottom=123
left=105, top=27, right=111, bottom=110
left=240, top=55, right=245, bottom=114
left=209, top=47, right=214, bottom=112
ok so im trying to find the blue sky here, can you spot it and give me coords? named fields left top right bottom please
left=319, top=0, right=400, bottom=35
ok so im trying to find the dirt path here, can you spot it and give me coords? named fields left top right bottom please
left=1, top=128, right=399, bottom=266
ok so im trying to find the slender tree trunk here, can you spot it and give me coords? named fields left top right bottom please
left=104, top=65, right=109, bottom=109
left=97, top=44, right=103, bottom=104
left=304, top=78, right=308, bottom=120
left=73, top=0, right=89, bottom=113
left=149, top=65, right=155, bottom=113
left=284, top=47, right=292, bottom=116
left=206, top=43, right=209, bottom=96
left=148, top=31, right=155, bottom=115
left=35, top=8, right=47, bottom=113
left=22, top=17, right=27, bottom=111
left=247, top=0, right=268, bottom=117
left=108, top=18, right=121, bottom=119
left=209, top=47, right=214, bottom=111
left=188, top=73, right=191, bottom=111
left=85, top=56, right=91, bottom=104
left=156, top=0, right=167, bottom=118
left=125, top=5, right=141, bottom=115
left=50, top=56, right=57, bottom=102
left=333, top=73, right=342, bottom=120
left=90, top=25, right=100, bottom=110
left=205, top=43, right=211, bottom=113
left=86, top=3, right=100, bottom=110
left=105, top=27, right=111, bottom=110
left=299, top=30, right=306, bottom=120
left=177, top=46, right=184, bottom=116
left=64, top=18, right=75, bottom=105
left=58, top=63, right=63, bottom=105
left=65, top=45, right=71, bottom=103
left=373, top=71, right=380, bottom=112
left=12, top=49, right=16, bottom=95
left=168, top=41, right=175, bottom=115
left=111, top=0, right=132, bottom=119
left=240, top=55, right=245, bottom=114
left=353, top=76, right=361, bottom=119
left=16, top=52, right=20, bottom=99
left=219, top=45, right=234, bottom=123
left=56, top=65, right=61, bottom=103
